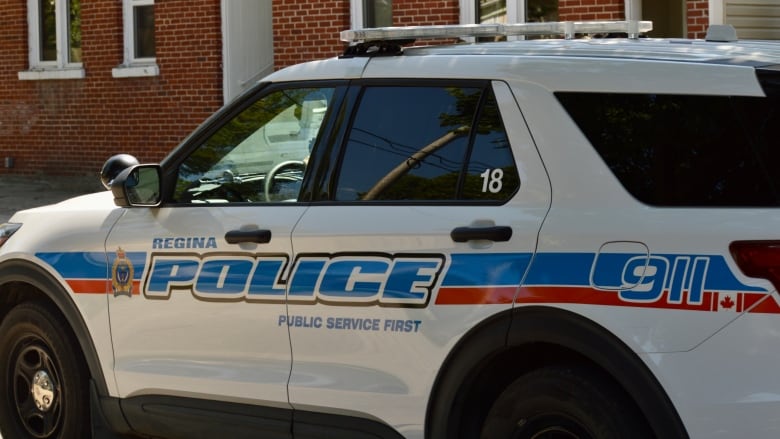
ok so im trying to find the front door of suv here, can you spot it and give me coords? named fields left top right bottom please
left=286, top=81, right=551, bottom=436
left=104, top=83, right=344, bottom=435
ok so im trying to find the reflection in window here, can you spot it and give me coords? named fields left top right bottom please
left=175, top=87, right=334, bottom=203
left=527, top=0, right=558, bottom=22
left=39, top=0, right=57, bottom=61
left=477, top=0, right=506, bottom=24
left=336, top=85, right=518, bottom=202
left=134, top=4, right=155, bottom=58
left=462, top=90, right=519, bottom=200
left=476, top=0, right=557, bottom=23
left=36, top=0, right=81, bottom=64
left=364, top=0, right=392, bottom=27
left=69, top=0, right=81, bottom=62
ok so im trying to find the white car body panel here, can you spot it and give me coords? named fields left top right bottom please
left=104, top=205, right=306, bottom=407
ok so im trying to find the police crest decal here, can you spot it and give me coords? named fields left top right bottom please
left=112, top=247, right=134, bottom=297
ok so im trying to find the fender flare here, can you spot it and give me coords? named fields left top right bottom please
left=0, top=259, right=109, bottom=397
left=426, top=306, right=688, bottom=439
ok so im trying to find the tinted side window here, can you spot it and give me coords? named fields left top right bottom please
left=335, top=84, right=519, bottom=202
left=556, top=93, right=780, bottom=207
left=462, top=89, right=519, bottom=200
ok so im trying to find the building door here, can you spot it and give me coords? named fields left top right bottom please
left=643, top=0, right=685, bottom=37
left=221, top=0, right=274, bottom=103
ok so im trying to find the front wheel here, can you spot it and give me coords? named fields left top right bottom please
left=480, top=365, right=651, bottom=439
left=0, top=303, right=90, bottom=438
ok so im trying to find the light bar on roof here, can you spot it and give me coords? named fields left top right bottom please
left=341, top=20, right=653, bottom=43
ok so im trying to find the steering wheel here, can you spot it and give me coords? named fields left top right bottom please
left=264, top=160, right=306, bottom=202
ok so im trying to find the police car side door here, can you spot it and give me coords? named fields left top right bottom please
left=104, top=83, right=345, bottom=435
left=287, top=80, right=551, bottom=436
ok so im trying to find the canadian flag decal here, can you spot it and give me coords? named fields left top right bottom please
left=717, top=292, right=739, bottom=312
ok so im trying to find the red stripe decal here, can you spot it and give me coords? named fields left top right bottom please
left=436, top=286, right=517, bottom=305
left=67, top=280, right=141, bottom=295
left=517, top=286, right=716, bottom=311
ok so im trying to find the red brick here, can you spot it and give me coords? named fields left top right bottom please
left=0, top=0, right=223, bottom=176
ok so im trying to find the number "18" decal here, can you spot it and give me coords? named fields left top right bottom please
left=480, top=168, right=504, bottom=193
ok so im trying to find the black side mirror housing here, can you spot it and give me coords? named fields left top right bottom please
left=110, top=164, right=162, bottom=207
left=100, top=154, right=140, bottom=190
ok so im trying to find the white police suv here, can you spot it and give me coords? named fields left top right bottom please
left=2, top=20, right=780, bottom=439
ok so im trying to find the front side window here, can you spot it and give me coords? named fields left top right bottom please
left=557, top=92, right=780, bottom=207
left=335, top=84, right=519, bottom=202
left=23, top=0, right=82, bottom=75
left=174, top=86, right=336, bottom=204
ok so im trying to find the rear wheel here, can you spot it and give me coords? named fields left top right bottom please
left=480, top=365, right=651, bottom=439
left=0, top=303, right=89, bottom=438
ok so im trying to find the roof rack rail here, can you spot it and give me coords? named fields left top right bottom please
left=341, top=20, right=653, bottom=43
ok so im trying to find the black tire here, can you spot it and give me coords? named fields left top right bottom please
left=0, top=303, right=90, bottom=438
left=480, top=365, right=651, bottom=439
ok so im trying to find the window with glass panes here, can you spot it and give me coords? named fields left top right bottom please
left=128, top=0, right=155, bottom=60
left=364, top=0, right=392, bottom=27
left=476, top=0, right=558, bottom=24
left=33, top=0, right=81, bottom=65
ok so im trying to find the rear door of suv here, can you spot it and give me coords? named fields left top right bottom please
left=286, top=80, right=551, bottom=435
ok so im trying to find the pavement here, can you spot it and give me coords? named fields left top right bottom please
left=0, top=174, right=102, bottom=223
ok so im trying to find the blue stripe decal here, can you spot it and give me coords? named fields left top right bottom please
left=37, top=252, right=107, bottom=279
left=524, top=252, right=764, bottom=292
left=523, top=253, right=595, bottom=286
left=442, top=253, right=530, bottom=287
left=37, top=251, right=147, bottom=280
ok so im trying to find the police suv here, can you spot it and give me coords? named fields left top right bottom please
left=2, top=20, right=780, bottom=439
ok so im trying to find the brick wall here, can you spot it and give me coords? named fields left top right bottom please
left=272, top=0, right=351, bottom=69
left=272, top=0, right=459, bottom=69
left=394, top=0, right=459, bottom=25
left=0, top=0, right=223, bottom=177
left=687, top=0, right=709, bottom=38
left=558, top=0, right=625, bottom=21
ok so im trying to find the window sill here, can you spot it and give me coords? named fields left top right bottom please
left=112, top=64, right=160, bottom=78
left=18, top=68, right=86, bottom=81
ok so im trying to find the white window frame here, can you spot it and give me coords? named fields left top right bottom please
left=19, top=0, right=85, bottom=80
left=460, top=0, right=523, bottom=42
left=460, top=0, right=524, bottom=26
left=351, top=0, right=366, bottom=29
left=709, top=0, right=724, bottom=25
left=112, top=0, right=160, bottom=78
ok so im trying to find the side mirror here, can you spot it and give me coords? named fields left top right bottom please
left=110, top=164, right=162, bottom=207
left=100, top=154, right=140, bottom=190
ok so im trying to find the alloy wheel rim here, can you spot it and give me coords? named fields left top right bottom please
left=10, top=338, right=63, bottom=438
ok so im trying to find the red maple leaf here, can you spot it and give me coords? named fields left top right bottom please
left=720, top=295, right=735, bottom=309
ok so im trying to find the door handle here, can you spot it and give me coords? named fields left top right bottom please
left=451, top=226, right=512, bottom=243
left=225, top=229, right=272, bottom=244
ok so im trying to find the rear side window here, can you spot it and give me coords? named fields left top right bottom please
left=556, top=92, right=780, bottom=207
left=335, top=84, right=519, bottom=202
